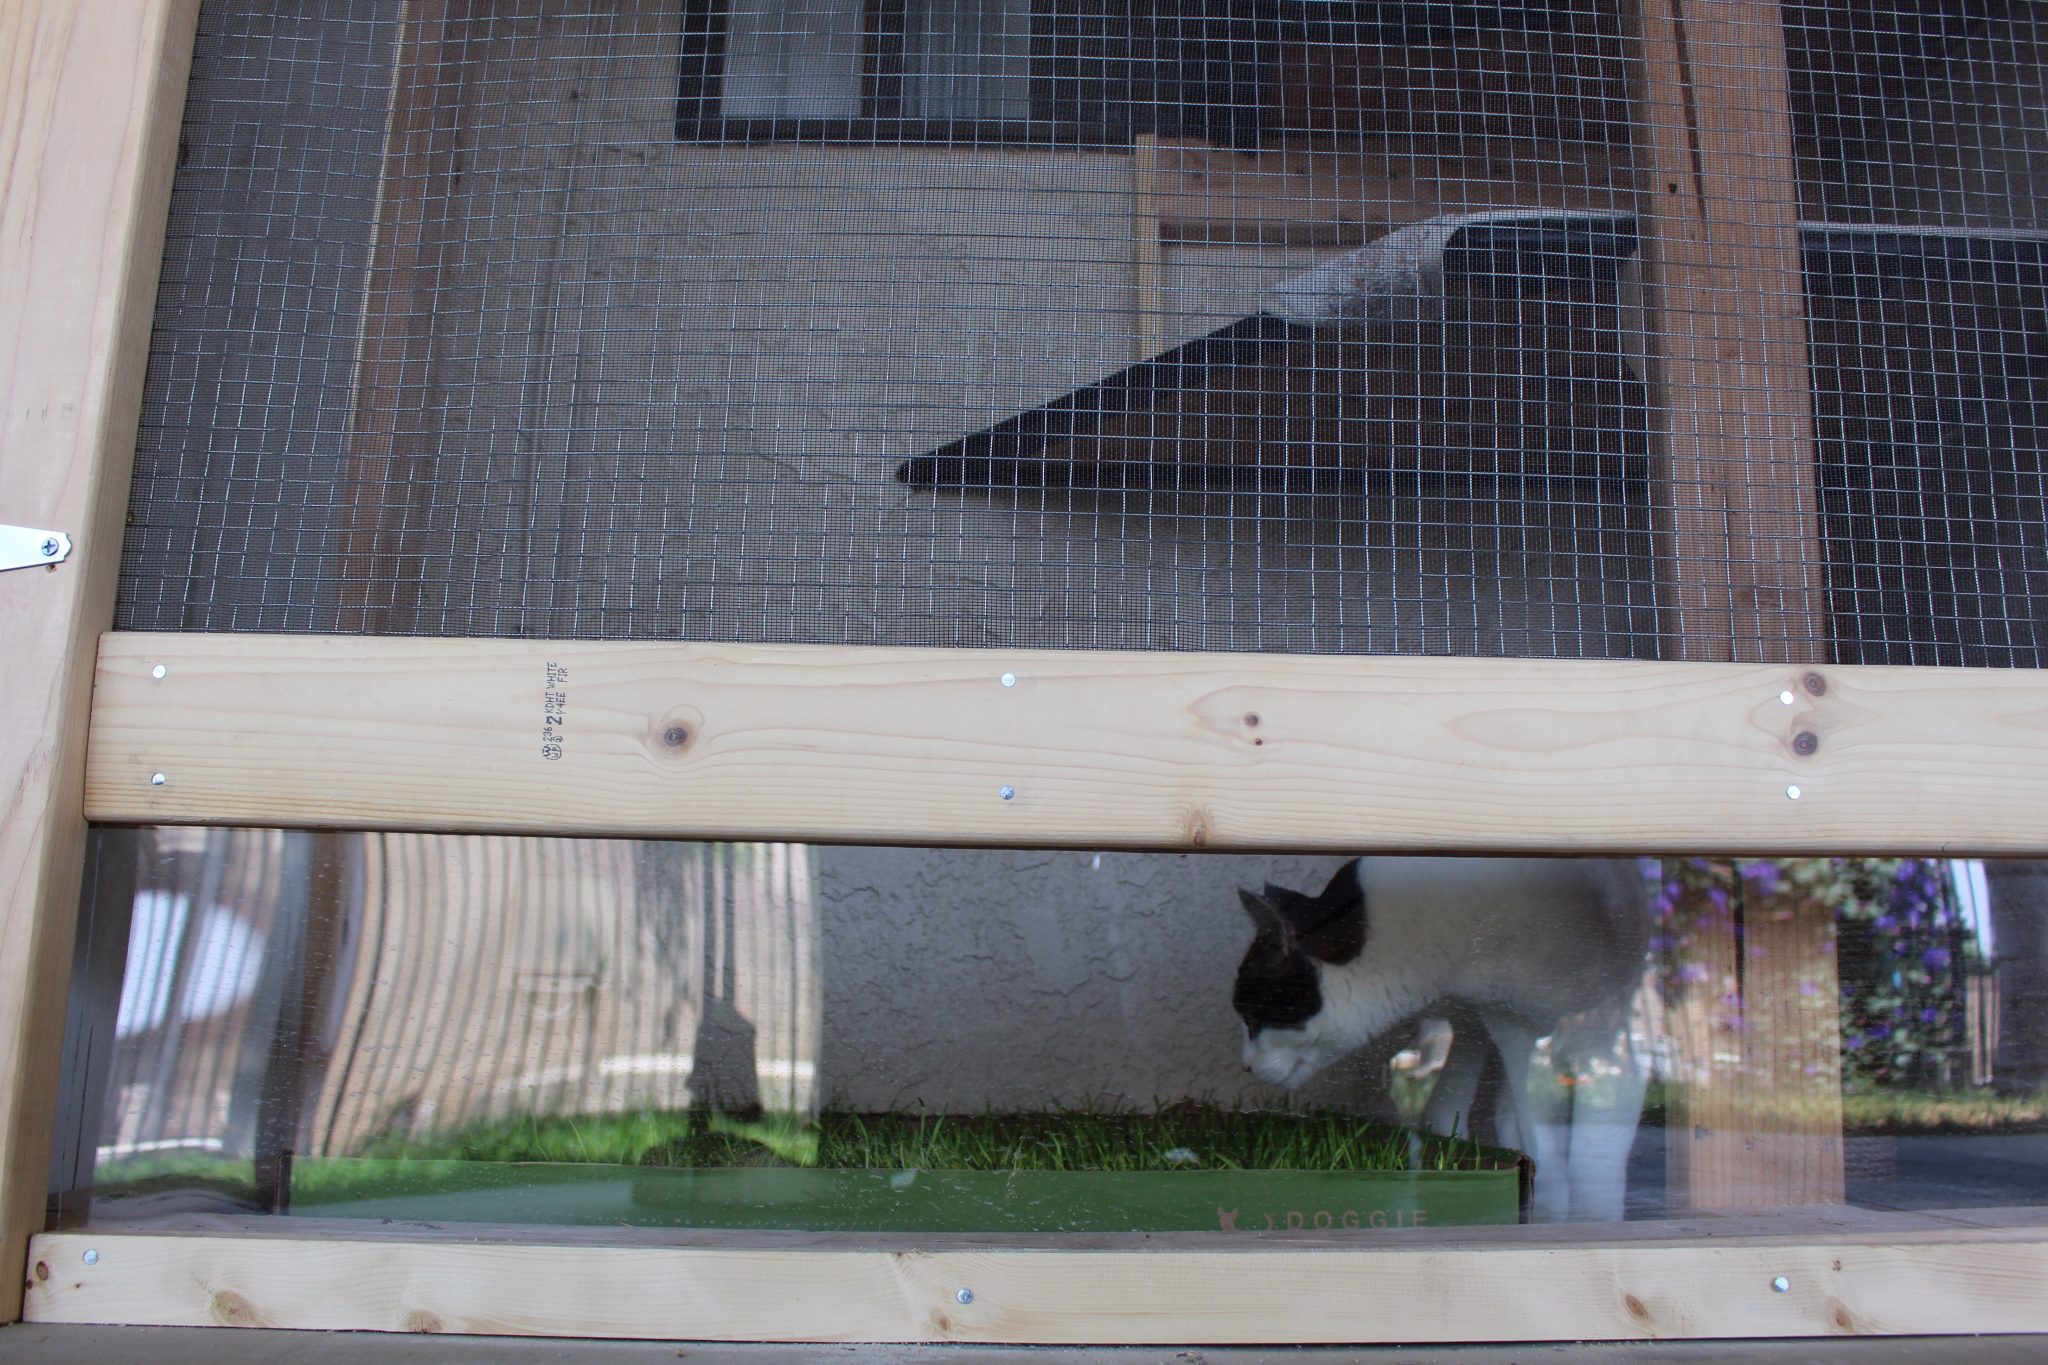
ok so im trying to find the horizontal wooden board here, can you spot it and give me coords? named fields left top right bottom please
left=24, top=1223, right=2048, bottom=1341
left=84, top=633, right=2048, bottom=853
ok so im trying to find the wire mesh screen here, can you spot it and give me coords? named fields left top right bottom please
left=113, top=0, right=2048, bottom=665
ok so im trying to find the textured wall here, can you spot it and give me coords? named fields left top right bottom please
left=813, top=846, right=1360, bottom=1112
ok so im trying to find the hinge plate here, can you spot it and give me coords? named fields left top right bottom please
left=0, top=524, right=73, bottom=571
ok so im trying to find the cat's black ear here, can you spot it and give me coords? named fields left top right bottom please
left=1238, top=887, right=1296, bottom=953
left=1279, top=864, right=1367, bottom=965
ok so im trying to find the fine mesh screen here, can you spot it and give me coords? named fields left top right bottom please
left=114, top=0, right=2048, bottom=665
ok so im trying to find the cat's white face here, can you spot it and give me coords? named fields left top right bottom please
left=1241, top=1018, right=1344, bottom=1092
left=1232, top=868, right=1368, bottom=1091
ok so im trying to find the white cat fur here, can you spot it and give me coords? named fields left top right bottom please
left=1240, top=856, right=1650, bottom=1222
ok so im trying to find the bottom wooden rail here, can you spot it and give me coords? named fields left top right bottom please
left=23, top=1216, right=2048, bottom=1342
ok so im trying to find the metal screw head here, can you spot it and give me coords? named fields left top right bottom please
left=150, top=772, right=166, bottom=786
left=1779, top=690, right=1795, bottom=705
left=82, top=1249, right=99, bottom=1266
left=1786, top=784, right=1802, bottom=801
left=999, top=786, right=1015, bottom=801
left=151, top=664, right=167, bottom=680
left=40, top=538, right=60, bottom=558
left=1771, top=1276, right=1790, bottom=1293
left=956, top=1288, right=974, bottom=1305
left=1000, top=673, right=1016, bottom=688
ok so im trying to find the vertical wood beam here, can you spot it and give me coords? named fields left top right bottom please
left=337, top=0, right=466, bottom=634
left=1637, top=0, right=1826, bottom=663
left=0, top=0, right=198, bottom=1322
left=1635, top=0, right=1844, bottom=1210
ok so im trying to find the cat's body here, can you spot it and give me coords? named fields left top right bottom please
left=1234, top=857, right=1649, bottom=1222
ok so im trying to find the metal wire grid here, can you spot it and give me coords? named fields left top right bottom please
left=112, top=0, right=2047, bottom=665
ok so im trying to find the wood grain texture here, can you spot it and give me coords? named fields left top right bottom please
left=25, top=1224, right=2048, bottom=1341
left=0, top=0, right=197, bottom=1323
left=1633, top=0, right=1842, bottom=1213
left=335, top=0, right=466, bottom=634
left=1635, top=0, right=1825, bottom=665
left=84, top=633, right=2048, bottom=854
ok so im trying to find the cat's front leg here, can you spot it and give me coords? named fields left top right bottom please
left=1418, top=1016, right=1482, bottom=1140
left=1559, top=999, right=1650, bottom=1223
left=1480, top=1010, right=1573, bottom=1223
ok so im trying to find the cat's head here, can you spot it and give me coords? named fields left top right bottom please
left=1233, top=862, right=1367, bottom=1091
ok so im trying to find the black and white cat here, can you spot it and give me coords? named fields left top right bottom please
left=1234, top=857, right=1650, bottom=1222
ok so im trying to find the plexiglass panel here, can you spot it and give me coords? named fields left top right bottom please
left=51, top=831, right=2047, bottom=1235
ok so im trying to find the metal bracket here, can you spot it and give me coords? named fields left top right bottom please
left=0, top=524, right=73, bottom=572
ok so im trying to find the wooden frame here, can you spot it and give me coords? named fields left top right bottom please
left=25, top=1214, right=2048, bottom=1342
left=9, top=0, right=2048, bottom=1348
left=81, top=634, right=2048, bottom=855
left=0, top=0, right=200, bottom=1325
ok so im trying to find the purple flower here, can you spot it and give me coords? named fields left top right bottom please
left=1740, top=863, right=1783, bottom=895
left=1919, top=1008, right=1940, bottom=1024
left=1867, top=1022, right=1892, bottom=1041
left=1708, top=887, right=1729, bottom=912
left=1676, top=963, right=1711, bottom=985
left=1923, top=947, right=1952, bottom=972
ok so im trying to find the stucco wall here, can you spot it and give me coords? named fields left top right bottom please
left=812, top=845, right=1368, bottom=1113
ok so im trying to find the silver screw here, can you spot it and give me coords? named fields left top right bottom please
left=1771, top=1276, right=1790, bottom=1293
left=1778, top=690, right=1795, bottom=705
left=1786, top=784, right=1802, bottom=801
left=956, top=1288, right=974, bottom=1305
left=1000, top=673, right=1015, bottom=688
left=40, top=538, right=60, bottom=558
left=150, top=773, right=166, bottom=786
left=82, top=1249, right=99, bottom=1266
left=999, top=786, right=1015, bottom=801
left=151, top=664, right=167, bottom=680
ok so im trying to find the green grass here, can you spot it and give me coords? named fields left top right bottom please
left=78, top=1152, right=258, bottom=1205
left=1841, top=1086, right=2048, bottom=1136
left=344, top=1103, right=1505, bottom=1174
left=1637, top=1080, right=2048, bottom=1135
left=355, top=1108, right=696, bottom=1166
left=85, top=1106, right=1507, bottom=1215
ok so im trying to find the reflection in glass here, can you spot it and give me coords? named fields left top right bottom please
left=52, top=840, right=2048, bottom=1233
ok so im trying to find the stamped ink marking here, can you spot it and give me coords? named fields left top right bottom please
left=542, top=661, right=568, bottom=761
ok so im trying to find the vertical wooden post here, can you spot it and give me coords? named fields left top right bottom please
left=1635, top=0, right=1844, bottom=1209
left=336, top=0, right=467, bottom=635
left=0, top=0, right=198, bottom=1321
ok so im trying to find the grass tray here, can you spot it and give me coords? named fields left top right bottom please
left=285, top=1109, right=1529, bottom=1233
